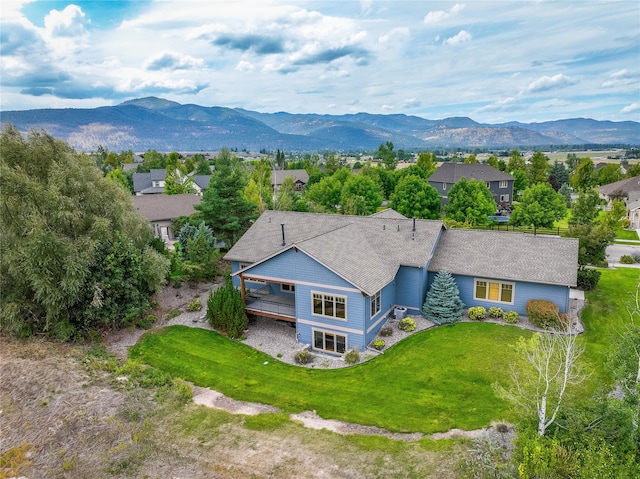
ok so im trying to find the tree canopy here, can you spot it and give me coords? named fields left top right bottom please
left=0, top=126, right=168, bottom=339
left=445, top=177, right=497, bottom=226
left=391, top=175, right=441, bottom=219
left=510, top=183, right=567, bottom=233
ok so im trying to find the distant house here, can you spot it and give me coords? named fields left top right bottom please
left=132, top=194, right=200, bottom=242
left=224, top=210, right=578, bottom=355
left=428, top=163, right=515, bottom=208
left=598, top=176, right=640, bottom=207
left=272, top=169, right=309, bottom=193
left=133, top=169, right=211, bottom=195
left=627, top=198, right=640, bottom=229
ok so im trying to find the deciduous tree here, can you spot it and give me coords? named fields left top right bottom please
left=445, top=177, right=497, bottom=226
left=510, top=183, right=567, bottom=234
left=340, top=174, right=382, bottom=215
left=391, top=175, right=440, bottom=219
left=377, top=141, right=397, bottom=171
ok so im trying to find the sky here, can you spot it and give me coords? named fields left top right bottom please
left=1, top=0, right=639, bottom=123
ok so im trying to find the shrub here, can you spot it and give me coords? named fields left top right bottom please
left=576, top=267, right=601, bottom=291
left=186, top=299, right=202, bottom=311
left=620, top=255, right=634, bottom=264
left=207, top=276, right=248, bottom=338
left=135, top=314, right=156, bottom=330
left=633, top=253, right=640, bottom=264
left=294, top=349, right=313, bottom=365
left=372, top=338, right=386, bottom=350
left=526, top=300, right=560, bottom=330
left=398, top=317, right=416, bottom=332
left=344, top=348, right=360, bottom=365
left=379, top=325, right=393, bottom=337
left=488, top=307, right=503, bottom=319
left=503, top=311, right=519, bottom=324
left=468, top=306, right=487, bottom=321
left=622, top=218, right=631, bottom=229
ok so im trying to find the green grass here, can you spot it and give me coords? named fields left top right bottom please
left=616, top=229, right=639, bottom=240
left=131, top=322, right=529, bottom=434
left=581, top=268, right=640, bottom=385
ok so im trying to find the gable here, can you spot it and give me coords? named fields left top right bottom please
left=428, top=163, right=514, bottom=184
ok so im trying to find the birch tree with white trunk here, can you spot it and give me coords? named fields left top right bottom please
left=494, top=329, right=587, bottom=436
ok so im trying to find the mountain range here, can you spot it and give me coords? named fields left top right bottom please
left=1, top=97, right=638, bottom=152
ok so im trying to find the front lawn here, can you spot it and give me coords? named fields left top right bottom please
left=616, top=228, right=639, bottom=240
left=130, top=322, right=529, bottom=434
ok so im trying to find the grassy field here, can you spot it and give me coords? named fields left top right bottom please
left=131, top=322, right=529, bottom=434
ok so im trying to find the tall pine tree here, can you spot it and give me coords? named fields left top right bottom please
left=422, top=270, right=465, bottom=324
left=196, top=148, right=257, bottom=246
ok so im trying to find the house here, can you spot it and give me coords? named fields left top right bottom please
left=133, top=169, right=211, bottom=195
left=224, top=210, right=578, bottom=355
left=598, top=176, right=640, bottom=207
left=272, top=169, right=309, bottom=193
left=132, top=194, right=201, bottom=242
left=428, top=163, right=515, bottom=209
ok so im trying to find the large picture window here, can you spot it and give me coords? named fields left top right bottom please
left=312, top=292, right=347, bottom=320
left=370, top=290, right=381, bottom=318
left=313, top=330, right=347, bottom=354
left=474, top=279, right=514, bottom=304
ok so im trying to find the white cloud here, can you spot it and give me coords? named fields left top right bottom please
left=143, top=51, right=204, bottom=71
left=443, top=30, right=471, bottom=46
left=235, top=61, right=256, bottom=72
left=527, top=74, right=576, bottom=93
left=378, top=27, right=410, bottom=44
left=424, top=3, right=465, bottom=25
left=601, top=69, right=638, bottom=89
left=621, top=102, right=639, bottom=114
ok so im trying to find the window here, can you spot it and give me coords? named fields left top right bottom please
left=442, top=183, right=447, bottom=191
left=370, top=290, right=381, bottom=317
left=499, top=181, right=508, bottom=188
left=313, top=330, right=347, bottom=354
left=474, top=279, right=514, bottom=304
left=239, top=262, right=251, bottom=269
left=500, top=194, right=510, bottom=203
left=486, top=182, right=491, bottom=188
left=312, top=292, right=346, bottom=320
left=281, top=283, right=295, bottom=293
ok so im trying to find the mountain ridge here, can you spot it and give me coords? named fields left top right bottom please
left=1, top=96, right=638, bottom=151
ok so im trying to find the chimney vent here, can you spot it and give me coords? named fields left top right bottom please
left=413, top=217, right=416, bottom=232
left=281, top=224, right=286, bottom=246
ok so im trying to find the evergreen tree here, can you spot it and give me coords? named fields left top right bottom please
left=422, top=270, right=465, bottom=324
left=527, top=151, right=550, bottom=185
left=207, top=276, right=248, bottom=338
left=195, top=149, right=257, bottom=246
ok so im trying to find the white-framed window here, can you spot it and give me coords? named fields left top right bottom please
left=474, top=279, right=514, bottom=304
left=313, top=329, right=347, bottom=354
left=281, top=283, right=295, bottom=293
left=500, top=194, right=510, bottom=203
left=486, top=181, right=491, bottom=188
left=370, top=290, right=381, bottom=318
left=499, top=180, right=508, bottom=188
left=152, top=180, right=165, bottom=188
left=311, top=292, right=347, bottom=320
left=442, top=183, right=447, bottom=191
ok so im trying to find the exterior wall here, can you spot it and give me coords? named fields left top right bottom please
left=395, top=266, right=426, bottom=313
left=445, top=273, right=571, bottom=315
left=488, top=180, right=514, bottom=206
left=151, top=220, right=175, bottom=240
left=428, top=181, right=450, bottom=204
left=364, top=280, right=396, bottom=347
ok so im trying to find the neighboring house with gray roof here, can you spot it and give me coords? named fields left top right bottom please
left=224, top=209, right=578, bottom=355
left=428, top=163, right=515, bottom=209
left=272, top=169, right=309, bottom=193
left=598, top=176, right=640, bottom=207
left=133, top=169, right=211, bottom=195
left=132, top=194, right=200, bottom=242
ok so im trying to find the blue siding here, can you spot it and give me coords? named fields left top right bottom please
left=364, top=280, right=396, bottom=346
left=395, top=266, right=425, bottom=313
left=449, top=274, right=570, bottom=314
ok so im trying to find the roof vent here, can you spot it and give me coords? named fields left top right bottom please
left=397, top=224, right=400, bottom=232
left=413, top=217, right=416, bottom=232
left=281, top=224, right=286, bottom=246
left=383, top=224, right=386, bottom=230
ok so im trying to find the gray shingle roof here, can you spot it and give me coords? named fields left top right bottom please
left=428, top=229, right=579, bottom=287
left=224, top=211, right=444, bottom=295
left=598, top=176, right=640, bottom=196
left=192, top=175, right=211, bottom=190
left=272, top=169, right=309, bottom=186
left=428, top=163, right=514, bottom=183
left=132, top=194, right=200, bottom=222
left=133, top=169, right=167, bottom=193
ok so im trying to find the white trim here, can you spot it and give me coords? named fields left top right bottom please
left=499, top=194, right=510, bottom=203
left=473, top=278, right=515, bottom=305
left=370, top=290, right=381, bottom=318
left=366, top=307, right=394, bottom=334
left=298, top=318, right=362, bottom=335
left=499, top=181, right=508, bottom=188
left=442, top=182, right=447, bottom=191
left=311, top=291, right=347, bottom=321
left=281, top=283, right=295, bottom=293
left=237, top=273, right=361, bottom=293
